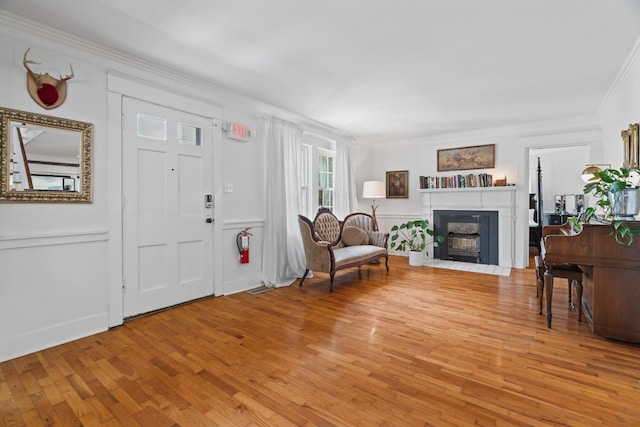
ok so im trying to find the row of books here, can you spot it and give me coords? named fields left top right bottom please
left=419, top=173, right=495, bottom=189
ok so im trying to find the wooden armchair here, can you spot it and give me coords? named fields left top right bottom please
left=536, top=222, right=583, bottom=327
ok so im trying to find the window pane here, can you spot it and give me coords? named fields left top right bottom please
left=318, top=189, right=331, bottom=208
left=137, top=114, right=166, bottom=140
left=323, top=190, right=333, bottom=206
left=178, top=123, right=202, bottom=146
left=300, top=187, right=308, bottom=215
left=317, top=152, right=335, bottom=211
left=299, top=144, right=311, bottom=217
left=319, top=172, right=326, bottom=189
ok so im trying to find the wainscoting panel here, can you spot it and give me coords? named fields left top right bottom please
left=0, top=232, right=109, bottom=362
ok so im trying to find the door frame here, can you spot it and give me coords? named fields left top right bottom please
left=107, top=73, right=223, bottom=327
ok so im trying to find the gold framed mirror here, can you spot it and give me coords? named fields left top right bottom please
left=622, top=123, right=639, bottom=169
left=0, top=107, right=93, bottom=203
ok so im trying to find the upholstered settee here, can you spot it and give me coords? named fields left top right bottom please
left=297, top=210, right=389, bottom=292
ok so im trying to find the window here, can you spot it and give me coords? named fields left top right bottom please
left=299, top=144, right=311, bottom=217
left=177, top=123, right=202, bottom=146
left=137, top=114, right=166, bottom=140
left=318, top=150, right=335, bottom=211
left=301, top=133, right=337, bottom=216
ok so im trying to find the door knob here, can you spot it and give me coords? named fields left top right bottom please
left=206, top=217, right=213, bottom=223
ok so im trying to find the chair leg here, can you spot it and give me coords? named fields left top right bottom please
left=329, top=272, right=335, bottom=293
left=384, top=255, right=389, bottom=272
left=544, top=270, right=554, bottom=328
left=535, top=256, right=544, bottom=315
left=299, top=269, right=310, bottom=287
left=575, top=280, right=583, bottom=322
left=537, top=276, right=544, bottom=315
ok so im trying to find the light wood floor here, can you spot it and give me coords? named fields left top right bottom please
left=2, top=255, right=639, bottom=426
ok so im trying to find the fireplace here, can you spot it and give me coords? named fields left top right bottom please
left=433, top=210, right=499, bottom=265
left=420, top=187, right=516, bottom=268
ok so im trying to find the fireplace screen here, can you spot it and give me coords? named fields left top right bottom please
left=447, top=222, right=481, bottom=262
left=433, top=210, right=499, bottom=265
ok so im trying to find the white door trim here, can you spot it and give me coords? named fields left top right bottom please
left=107, top=73, right=223, bottom=327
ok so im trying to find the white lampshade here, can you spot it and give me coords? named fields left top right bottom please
left=362, top=181, right=385, bottom=199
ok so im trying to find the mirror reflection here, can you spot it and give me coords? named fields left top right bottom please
left=10, top=122, right=81, bottom=192
left=1, top=107, right=93, bottom=203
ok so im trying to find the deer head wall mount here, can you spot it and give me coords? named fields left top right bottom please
left=23, top=48, right=75, bottom=110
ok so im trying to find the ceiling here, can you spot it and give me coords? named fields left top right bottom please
left=2, top=0, right=640, bottom=143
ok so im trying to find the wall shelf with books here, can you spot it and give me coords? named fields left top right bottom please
left=418, top=186, right=516, bottom=194
left=419, top=173, right=498, bottom=190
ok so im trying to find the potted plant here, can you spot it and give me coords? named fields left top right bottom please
left=581, top=166, right=640, bottom=245
left=390, top=219, right=445, bottom=266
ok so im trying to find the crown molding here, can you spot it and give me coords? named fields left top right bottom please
left=368, top=115, right=600, bottom=151
left=256, top=103, right=354, bottom=142
left=0, top=11, right=238, bottom=103
left=0, top=10, right=354, bottom=142
left=597, top=34, right=640, bottom=116
left=517, top=115, right=601, bottom=137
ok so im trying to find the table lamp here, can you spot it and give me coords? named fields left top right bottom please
left=581, top=164, right=609, bottom=183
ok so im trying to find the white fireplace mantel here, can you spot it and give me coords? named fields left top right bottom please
left=420, top=187, right=517, bottom=268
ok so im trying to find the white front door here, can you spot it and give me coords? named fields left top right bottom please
left=122, top=97, right=214, bottom=317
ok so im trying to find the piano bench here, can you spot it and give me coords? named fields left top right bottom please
left=535, top=255, right=583, bottom=327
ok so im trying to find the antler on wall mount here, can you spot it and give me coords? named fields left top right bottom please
left=23, top=48, right=75, bottom=110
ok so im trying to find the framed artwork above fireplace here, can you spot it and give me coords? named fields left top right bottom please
left=437, top=144, right=495, bottom=172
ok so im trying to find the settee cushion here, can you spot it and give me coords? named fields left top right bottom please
left=333, top=245, right=386, bottom=267
left=342, top=226, right=370, bottom=246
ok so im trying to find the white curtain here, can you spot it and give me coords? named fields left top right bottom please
left=333, top=138, right=357, bottom=218
left=261, top=116, right=307, bottom=287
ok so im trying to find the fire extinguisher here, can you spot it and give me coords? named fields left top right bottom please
left=236, top=227, right=252, bottom=264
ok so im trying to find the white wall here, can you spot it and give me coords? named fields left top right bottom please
left=0, top=13, right=342, bottom=362
left=598, top=38, right=640, bottom=168
left=354, top=35, right=640, bottom=261
left=1, top=11, right=638, bottom=362
left=359, top=120, right=602, bottom=269
left=359, top=34, right=640, bottom=270
left=0, top=22, right=111, bottom=361
left=219, top=104, right=265, bottom=295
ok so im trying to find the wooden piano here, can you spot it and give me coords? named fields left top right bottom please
left=543, top=222, right=640, bottom=343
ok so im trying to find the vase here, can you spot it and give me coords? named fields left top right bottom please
left=408, top=250, right=424, bottom=266
left=610, top=188, right=640, bottom=219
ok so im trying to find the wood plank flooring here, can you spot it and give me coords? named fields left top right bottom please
left=1, top=255, right=640, bottom=426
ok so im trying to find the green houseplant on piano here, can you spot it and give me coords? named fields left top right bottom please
left=581, top=166, right=640, bottom=245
